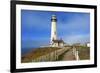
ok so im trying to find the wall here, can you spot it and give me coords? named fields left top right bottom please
left=0, top=0, right=99, bottom=73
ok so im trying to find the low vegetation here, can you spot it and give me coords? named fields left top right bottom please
left=21, top=46, right=90, bottom=63
left=21, top=47, right=61, bottom=63
left=75, top=46, right=90, bottom=60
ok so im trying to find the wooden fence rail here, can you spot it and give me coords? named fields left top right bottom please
left=31, top=47, right=70, bottom=62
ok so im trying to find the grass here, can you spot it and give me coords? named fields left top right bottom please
left=57, top=46, right=90, bottom=60
left=75, top=46, right=90, bottom=60
left=21, top=47, right=61, bottom=63
left=57, top=46, right=90, bottom=61
left=21, top=46, right=90, bottom=63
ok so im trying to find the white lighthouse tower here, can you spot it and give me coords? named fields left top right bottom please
left=50, top=15, right=65, bottom=47
left=51, top=15, right=57, bottom=43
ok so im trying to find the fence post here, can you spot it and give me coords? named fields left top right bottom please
left=72, top=47, right=80, bottom=60
left=76, top=51, right=80, bottom=60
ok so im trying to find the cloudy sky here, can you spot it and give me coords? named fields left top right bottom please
left=21, top=10, right=90, bottom=49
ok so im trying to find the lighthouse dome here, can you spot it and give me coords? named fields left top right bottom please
left=52, top=15, right=56, bottom=19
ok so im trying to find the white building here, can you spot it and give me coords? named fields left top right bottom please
left=51, top=39, right=65, bottom=47
left=86, top=42, right=90, bottom=47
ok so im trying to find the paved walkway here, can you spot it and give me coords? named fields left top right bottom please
left=61, top=49, right=75, bottom=61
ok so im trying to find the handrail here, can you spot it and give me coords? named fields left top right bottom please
left=31, top=47, right=70, bottom=62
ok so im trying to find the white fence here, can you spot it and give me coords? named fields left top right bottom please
left=31, top=47, right=70, bottom=62
left=72, top=47, right=80, bottom=60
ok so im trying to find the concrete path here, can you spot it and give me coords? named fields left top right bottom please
left=61, top=49, right=75, bottom=61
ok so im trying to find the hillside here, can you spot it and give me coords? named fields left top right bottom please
left=21, top=47, right=62, bottom=63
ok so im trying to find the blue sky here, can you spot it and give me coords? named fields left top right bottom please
left=21, top=10, right=90, bottom=49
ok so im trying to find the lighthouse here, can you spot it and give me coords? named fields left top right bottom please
left=50, top=15, right=65, bottom=47
left=51, top=15, right=57, bottom=43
